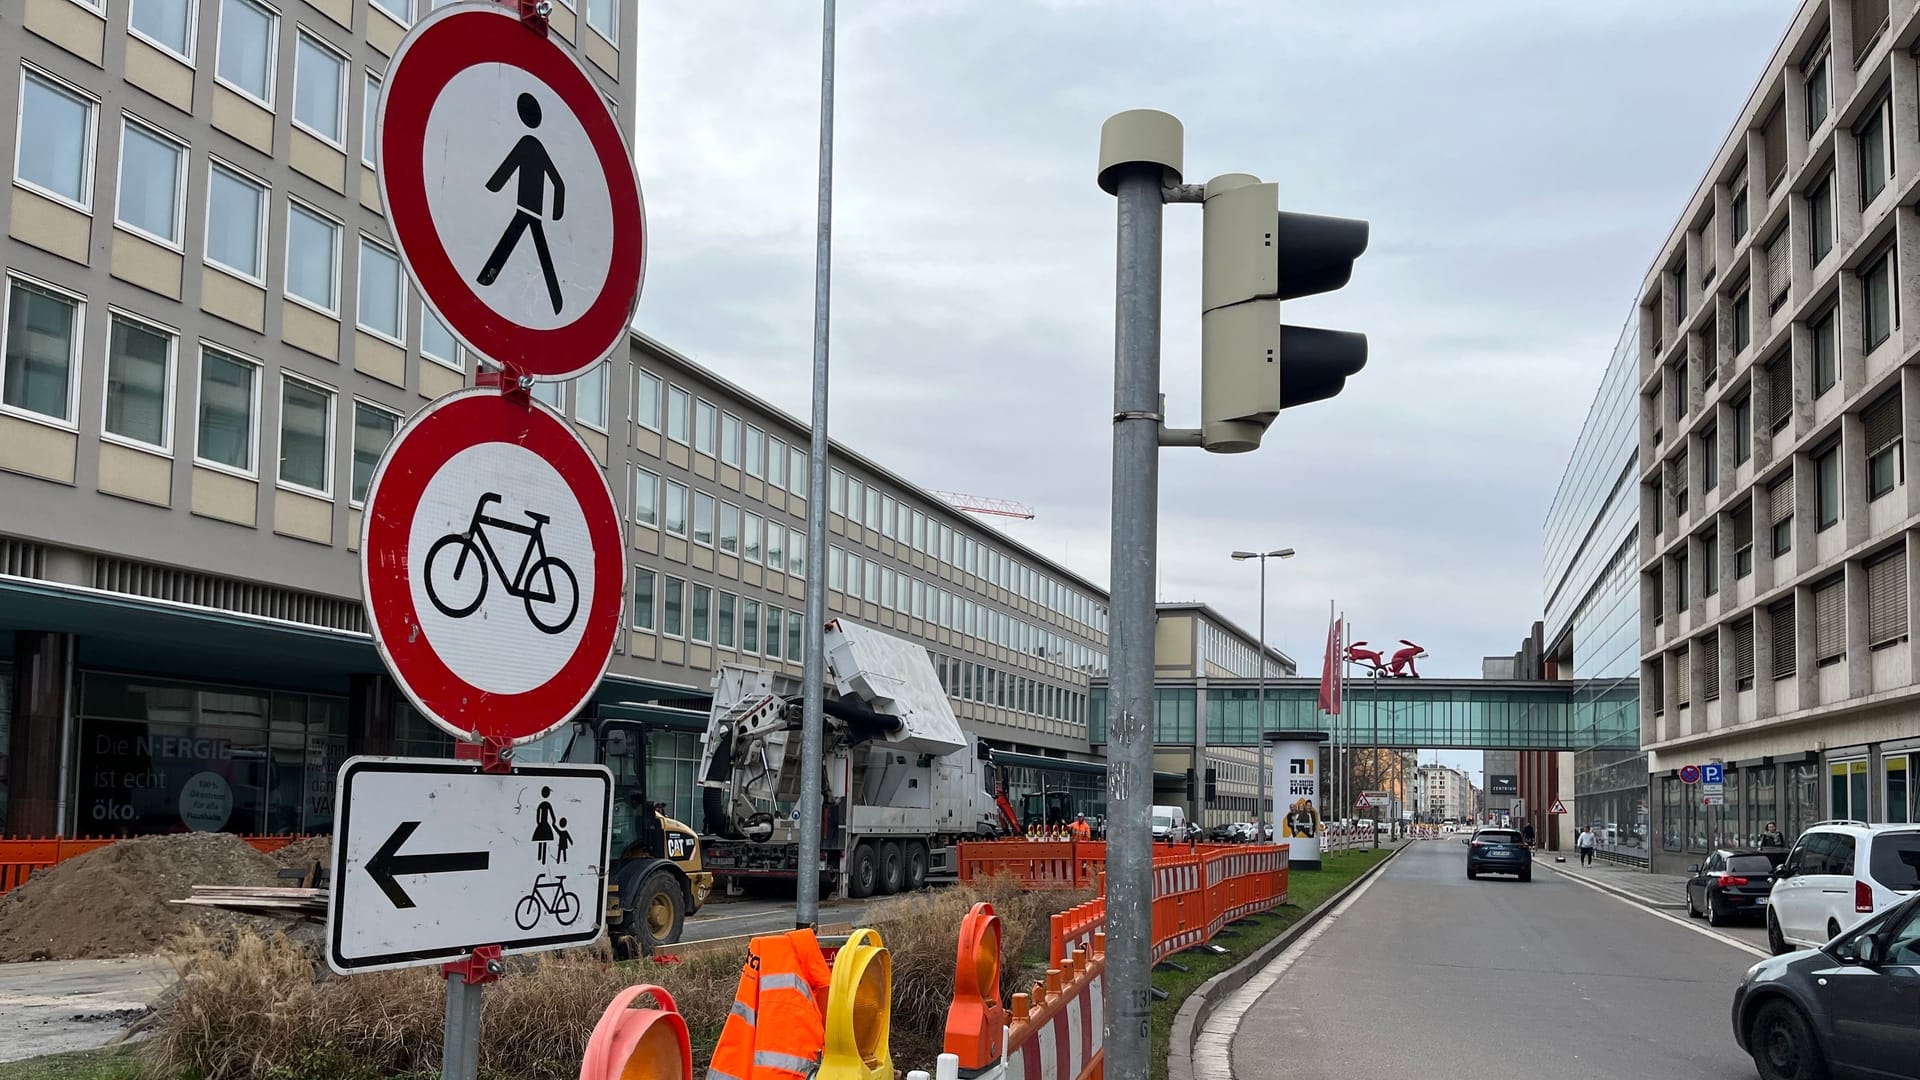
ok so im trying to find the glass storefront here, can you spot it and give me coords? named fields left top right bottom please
left=0, top=661, right=11, bottom=830
left=1891, top=753, right=1912, bottom=824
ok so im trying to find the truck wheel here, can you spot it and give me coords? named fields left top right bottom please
left=630, top=869, right=685, bottom=951
left=903, top=841, right=929, bottom=891
left=877, top=842, right=904, bottom=895
left=847, top=843, right=878, bottom=899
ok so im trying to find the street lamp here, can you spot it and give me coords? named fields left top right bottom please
left=1232, top=547, right=1294, bottom=842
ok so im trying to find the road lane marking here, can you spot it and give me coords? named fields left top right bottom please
left=1196, top=859, right=1393, bottom=1079
left=1545, top=864, right=1768, bottom=960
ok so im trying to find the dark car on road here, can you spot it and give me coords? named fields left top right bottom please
left=1464, top=827, right=1531, bottom=882
left=1686, top=848, right=1787, bottom=927
left=1731, top=890, right=1920, bottom=1080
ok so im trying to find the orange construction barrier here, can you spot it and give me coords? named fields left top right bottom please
left=942, top=903, right=1006, bottom=1072
left=579, top=984, right=691, bottom=1080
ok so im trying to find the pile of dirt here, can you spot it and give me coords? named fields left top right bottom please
left=272, top=835, right=333, bottom=874
left=0, top=833, right=284, bottom=961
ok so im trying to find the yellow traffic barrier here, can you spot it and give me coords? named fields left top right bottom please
left=578, top=984, right=690, bottom=1080
left=819, top=928, right=892, bottom=1080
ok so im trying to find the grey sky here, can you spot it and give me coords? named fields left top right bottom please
left=630, top=0, right=1791, bottom=710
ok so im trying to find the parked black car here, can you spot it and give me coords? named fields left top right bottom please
left=1685, top=848, right=1787, bottom=927
left=1464, top=827, right=1531, bottom=881
left=1731, top=890, right=1920, bottom=1080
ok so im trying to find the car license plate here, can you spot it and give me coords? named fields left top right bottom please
left=1755, top=896, right=1768, bottom=905
left=1489, top=850, right=1510, bottom=858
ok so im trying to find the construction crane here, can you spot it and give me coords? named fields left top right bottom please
left=930, top=491, right=1036, bottom=520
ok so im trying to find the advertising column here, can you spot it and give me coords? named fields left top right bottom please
left=1270, top=731, right=1326, bottom=870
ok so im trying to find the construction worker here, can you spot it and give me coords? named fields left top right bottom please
left=1070, top=813, right=1092, bottom=841
left=707, top=929, right=833, bottom=1080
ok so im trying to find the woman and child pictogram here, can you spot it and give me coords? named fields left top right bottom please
left=520, top=786, right=581, bottom=930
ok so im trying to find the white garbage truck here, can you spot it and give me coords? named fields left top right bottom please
left=695, top=619, right=1003, bottom=898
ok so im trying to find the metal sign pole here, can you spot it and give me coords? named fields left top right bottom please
left=795, top=0, right=837, bottom=927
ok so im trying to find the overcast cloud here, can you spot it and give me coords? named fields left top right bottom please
left=629, top=0, right=1791, bottom=717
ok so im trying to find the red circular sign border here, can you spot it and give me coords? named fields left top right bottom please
left=378, top=4, right=645, bottom=379
left=359, top=388, right=625, bottom=744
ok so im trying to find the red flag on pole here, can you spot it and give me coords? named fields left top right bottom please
left=1318, top=602, right=1342, bottom=715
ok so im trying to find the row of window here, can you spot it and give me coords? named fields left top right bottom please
left=625, top=565, right=1088, bottom=729
left=1659, top=540, right=1909, bottom=705
left=1200, top=619, right=1288, bottom=679
left=0, top=273, right=399, bottom=500
left=633, top=366, right=1109, bottom=636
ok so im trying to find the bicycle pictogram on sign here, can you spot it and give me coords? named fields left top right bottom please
left=515, top=871, right=581, bottom=930
left=425, top=491, right=580, bottom=634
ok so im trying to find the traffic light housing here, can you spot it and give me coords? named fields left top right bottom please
left=1204, top=767, right=1218, bottom=803
left=1200, top=173, right=1369, bottom=453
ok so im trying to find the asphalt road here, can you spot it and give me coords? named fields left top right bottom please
left=1229, top=841, right=1765, bottom=1080
left=682, top=894, right=875, bottom=942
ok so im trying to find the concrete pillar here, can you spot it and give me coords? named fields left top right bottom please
left=6, top=631, right=75, bottom=836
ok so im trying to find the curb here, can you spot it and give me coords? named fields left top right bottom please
left=1165, top=843, right=1406, bottom=1080
left=1539, top=859, right=1686, bottom=910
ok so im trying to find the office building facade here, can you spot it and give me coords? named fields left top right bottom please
left=1637, top=0, right=1920, bottom=873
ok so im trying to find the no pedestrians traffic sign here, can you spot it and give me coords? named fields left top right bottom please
left=377, top=2, right=645, bottom=378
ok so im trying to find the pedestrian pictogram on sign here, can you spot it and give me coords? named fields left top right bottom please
left=1548, top=799, right=1567, bottom=814
left=377, top=3, right=645, bottom=379
left=359, top=388, right=624, bottom=745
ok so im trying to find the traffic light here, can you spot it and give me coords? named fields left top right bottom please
left=1185, top=769, right=1197, bottom=803
left=1200, top=173, right=1369, bottom=453
left=1204, top=768, right=1218, bottom=803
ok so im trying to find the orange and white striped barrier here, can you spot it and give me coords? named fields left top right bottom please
left=578, top=984, right=690, bottom=1080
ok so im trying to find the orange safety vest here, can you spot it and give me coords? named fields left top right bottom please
left=706, top=929, right=833, bottom=1080
left=1070, top=819, right=1091, bottom=841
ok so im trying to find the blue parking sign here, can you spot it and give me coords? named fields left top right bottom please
left=1702, top=762, right=1724, bottom=785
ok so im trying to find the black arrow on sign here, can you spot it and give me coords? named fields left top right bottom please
left=364, top=820, right=490, bottom=909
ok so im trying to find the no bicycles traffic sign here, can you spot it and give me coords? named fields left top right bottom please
left=359, top=387, right=624, bottom=744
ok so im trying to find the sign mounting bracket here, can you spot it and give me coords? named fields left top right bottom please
left=515, top=0, right=550, bottom=36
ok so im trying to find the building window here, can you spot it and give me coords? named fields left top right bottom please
left=586, top=0, right=617, bottom=40
left=294, top=33, right=346, bottom=144
left=215, top=0, right=277, bottom=103
left=665, top=385, right=689, bottom=443
left=421, top=312, right=460, bottom=369
left=745, top=426, right=765, bottom=478
left=1770, top=597, right=1796, bottom=678
left=694, top=399, right=716, bottom=456
left=1804, top=42, right=1829, bottom=134
left=1866, top=390, right=1902, bottom=500
left=1768, top=353, right=1792, bottom=431
left=1830, top=759, right=1869, bottom=823
left=1812, top=308, right=1837, bottom=396
left=743, top=511, right=762, bottom=563
left=205, top=162, right=265, bottom=280
left=1857, top=93, right=1892, bottom=204
left=1855, top=0, right=1890, bottom=60
left=1889, top=754, right=1912, bottom=824
left=357, top=237, right=403, bottom=341
left=1698, top=635, right=1720, bottom=701
left=1867, top=547, right=1908, bottom=646
left=530, top=379, right=563, bottom=410
left=830, top=469, right=846, bottom=514
left=286, top=201, right=341, bottom=312
left=1700, top=426, right=1718, bottom=489
left=635, top=369, right=661, bottom=430
left=131, top=0, right=197, bottom=59
left=1730, top=288, right=1750, bottom=355
left=717, top=591, right=736, bottom=649
left=116, top=119, right=186, bottom=245
left=361, top=72, right=380, bottom=166
left=1734, top=617, right=1756, bottom=691
left=662, top=576, right=684, bottom=638
left=1733, top=393, right=1751, bottom=465
left=789, top=527, right=806, bottom=578
left=195, top=347, right=256, bottom=473
left=103, top=313, right=175, bottom=451
left=631, top=568, right=654, bottom=631
left=829, top=547, right=845, bottom=591
left=1765, top=227, right=1790, bottom=313
left=789, top=447, right=806, bottom=494
left=350, top=401, right=399, bottom=504
left=720, top=413, right=741, bottom=468
left=278, top=376, right=334, bottom=495
left=690, top=584, right=711, bottom=644
left=633, top=469, right=658, bottom=528
left=741, top=598, right=759, bottom=653
left=1734, top=501, right=1753, bottom=578
left=1814, top=575, right=1845, bottom=663
left=371, top=0, right=410, bottom=24
left=767, top=524, right=784, bottom=574
left=1864, top=246, right=1897, bottom=351
left=575, top=360, right=608, bottom=429
left=787, top=611, right=803, bottom=660
left=1770, top=473, right=1793, bottom=555
left=663, top=480, right=686, bottom=536
left=1701, top=528, right=1719, bottom=597
left=1675, top=552, right=1689, bottom=610
left=692, top=491, right=715, bottom=547
left=1815, top=442, right=1840, bottom=530
left=1730, top=178, right=1748, bottom=240
left=719, top=502, right=739, bottom=554
left=1809, top=175, right=1834, bottom=265
left=16, top=71, right=96, bottom=209
left=847, top=475, right=863, bottom=520
left=764, top=606, right=783, bottom=659
left=2, top=277, right=82, bottom=424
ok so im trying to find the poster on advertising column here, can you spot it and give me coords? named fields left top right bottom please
left=1270, top=731, right=1327, bottom=869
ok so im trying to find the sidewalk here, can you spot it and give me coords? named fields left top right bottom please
left=1542, top=855, right=1690, bottom=909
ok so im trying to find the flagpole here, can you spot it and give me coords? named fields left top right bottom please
left=1338, top=611, right=1348, bottom=832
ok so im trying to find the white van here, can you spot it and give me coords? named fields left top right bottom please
left=1150, top=805, right=1187, bottom=841
left=1767, top=821, right=1920, bottom=953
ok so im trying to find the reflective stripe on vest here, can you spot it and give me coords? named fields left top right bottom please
left=753, top=1051, right=818, bottom=1075
left=729, top=1001, right=757, bottom=1025
left=758, top=972, right=818, bottom=1008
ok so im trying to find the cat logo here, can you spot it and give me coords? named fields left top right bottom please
left=665, top=835, right=694, bottom=860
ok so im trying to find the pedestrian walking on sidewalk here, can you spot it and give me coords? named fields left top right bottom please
left=1521, top=821, right=1536, bottom=848
left=1759, top=821, right=1786, bottom=847
left=1576, top=826, right=1597, bottom=866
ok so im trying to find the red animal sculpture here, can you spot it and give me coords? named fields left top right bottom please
left=1388, top=640, right=1424, bottom=678
left=1345, top=641, right=1385, bottom=671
